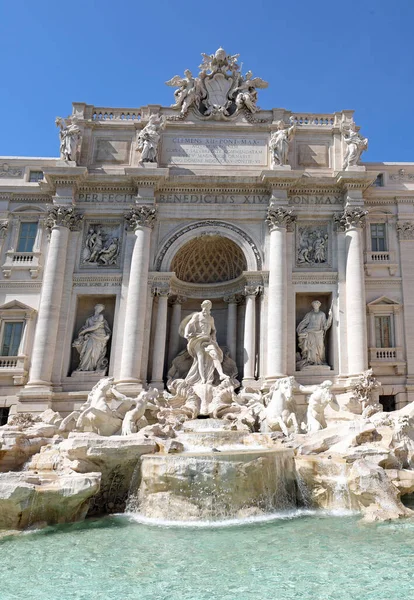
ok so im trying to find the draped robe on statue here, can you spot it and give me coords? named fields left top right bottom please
left=180, top=312, right=224, bottom=385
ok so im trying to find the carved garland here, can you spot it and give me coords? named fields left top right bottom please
left=155, top=220, right=262, bottom=271
left=396, top=221, right=414, bottom=240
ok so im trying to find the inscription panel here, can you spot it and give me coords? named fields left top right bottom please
left=157, top=193, right=269, bottom=204
left=161, top=135, right=268, bottom=166
left=288, top=195, right=343, bottom=205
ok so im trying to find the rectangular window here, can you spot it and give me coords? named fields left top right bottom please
left=29, top=171, right=43, bottom=183
left=1, top=322, right=24, bottom=356
left=373, top=174, right=384, bottom=187
left=17, top=222, right=37, bottom=252
left=371, top=223, right=387, bottom=252
left=375, top=316, right=393, bottom=348
left=0, top=407, right=10, bottom=426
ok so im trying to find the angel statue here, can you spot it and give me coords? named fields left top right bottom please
left=165, top=70, right=205, bottom=116
left=341, top=120, right=368, bottom=169
left=269, top=120, right=296, bottom=167
left=233, top=70, right=268, bottom=114
left=55, top=116, right=81, bottom=162
left=136, top=114, right=166, bottom=164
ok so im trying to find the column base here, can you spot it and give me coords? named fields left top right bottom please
left=115, top=380, right=145, bottom=396
left=149, top=380, right=166, bottom=391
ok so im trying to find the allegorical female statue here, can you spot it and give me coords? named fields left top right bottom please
left=55, top=116, right=81, bottom=162
left=72, top=304, right=111, bottom=373
left=136, top=114, right=166, bottom=164
left=341, top=120, right=368, bottom=169
left=269, top=120, right=296, bottom=167
left=296, top=300, right=332, bottom=369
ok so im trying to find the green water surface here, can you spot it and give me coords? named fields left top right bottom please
left=0, top=511, right=413, bottom=600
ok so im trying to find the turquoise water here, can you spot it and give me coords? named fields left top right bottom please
left=1, top=511, right=414, bottom=600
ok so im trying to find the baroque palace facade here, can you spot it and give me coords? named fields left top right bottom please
left=0, top=48, right=413, bottom=421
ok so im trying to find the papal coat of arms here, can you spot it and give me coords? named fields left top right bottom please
left=166, top=47, right=268, bottom=120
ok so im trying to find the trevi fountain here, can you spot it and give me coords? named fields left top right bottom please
left=1, top=48, right=414, bottom=599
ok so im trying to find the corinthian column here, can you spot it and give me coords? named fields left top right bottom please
left=243, top=285, right=262, bottom=384
left=26, top=206, right=83, bottom=388
left=224, top=294, right=240, bottom=361
left=265, top=206, right=296, bottom=381
left=167, top=295, right=186, bottom=367
left=118, top=205, right=157, bottom=388
left=335, top=207, right=368, bottom=375
left=150, top=285, right=170, bottom=389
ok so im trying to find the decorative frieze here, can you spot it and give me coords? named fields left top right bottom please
left=0, top=163, right=23, bottom=178
left=396, top=221, right=414, bottom=240
left=266, top=207, right=296, bottom=231
left=333, top=207, right=367, bottom=231
left=81, top=222, right=122, bottom=268
left=124, top=206, right=157, bottom=230
left=390, top=169, right=414, bottom=182
left=45, top=205, right=83, bottom=232
left=296, top=222, right=329, bottom=267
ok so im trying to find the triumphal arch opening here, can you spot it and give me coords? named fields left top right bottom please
left=0, top=47, right=412, bottom=420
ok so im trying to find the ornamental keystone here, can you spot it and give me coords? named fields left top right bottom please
left=124, top=206, right=157, bottom=230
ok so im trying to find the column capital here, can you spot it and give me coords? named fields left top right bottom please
left=223, top=293, right=243, bottom=305
left=169, top=294, right=187, bottom=306
left=124, top=205, right=157, bottom=230
left=397, top=221, right=414, bottom=240
left=244, top=285, right=263, bottom=297
left=151, top=283, right=170, bottom=297
left=266, top=206, right=296, bottom=232
left=333, top=207, right=367, bottom=232
left=45, top=205, right=83, bottom=232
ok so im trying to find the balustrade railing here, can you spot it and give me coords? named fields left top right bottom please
left=91, top=109, right=141, bottom=121
left=290, top=114, right=336, bottom=127
left=369, top=347, right=403, bottom=362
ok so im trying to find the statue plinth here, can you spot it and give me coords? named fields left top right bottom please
left=297, top=365, right=332, bottom=375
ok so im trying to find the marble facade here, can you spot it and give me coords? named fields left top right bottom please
left=0, top=48, right=412, bottom=418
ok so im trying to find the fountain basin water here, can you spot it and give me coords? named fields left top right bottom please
left=131, top=447, right=296, bottom=521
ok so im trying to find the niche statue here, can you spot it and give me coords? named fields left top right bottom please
left=296, top=300, right=332, bottom=370
left=72, top=304, right=111, bottom=373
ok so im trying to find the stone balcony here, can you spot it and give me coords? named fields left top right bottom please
left=2, top=250, right=41, bottom=279
left=364, top=251, right=398, bottom=276
left=369, top=347, right=406, bottom=375
left=0, top=355, right=28, bottom=385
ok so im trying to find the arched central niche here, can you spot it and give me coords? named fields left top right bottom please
left=171, top=234, right=247, bottom=284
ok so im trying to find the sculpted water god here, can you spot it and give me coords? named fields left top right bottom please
left=181, top=300, right=227, bottom=386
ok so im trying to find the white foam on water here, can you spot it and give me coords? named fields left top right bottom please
left=120, top=508, right=358, bottom=529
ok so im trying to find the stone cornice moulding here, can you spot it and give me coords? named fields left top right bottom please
left=335, top=171, right=378, bottom=192
left=124, top=167, right=169, bottom=190
left=41, top=166, right=88, bottom=193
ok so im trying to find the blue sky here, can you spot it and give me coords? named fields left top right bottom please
left=1, top=0, right=413, bottom=162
